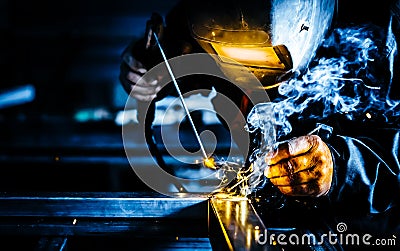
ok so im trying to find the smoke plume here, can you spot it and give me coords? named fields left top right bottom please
left=243, top=23, right=399, bottom=195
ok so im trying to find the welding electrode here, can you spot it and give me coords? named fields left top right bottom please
left=152, top=33, right=217, bottom=170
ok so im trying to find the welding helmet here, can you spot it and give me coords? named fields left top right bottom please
left=187, top=0, right=336, bottom=89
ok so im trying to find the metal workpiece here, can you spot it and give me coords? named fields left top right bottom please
left=0, top=192, right=209, bottom=238
left=208, top=194, right=282, bottom=251
left=0, top=192, right=208, bottom=218
left=0, top=192, right=329, bottom=250
left=0, top=192, right=211, bottom=250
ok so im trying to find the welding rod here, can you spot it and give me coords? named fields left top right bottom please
left=153, top=33, right=209, bottom=160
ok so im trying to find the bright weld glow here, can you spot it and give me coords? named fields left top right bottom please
left=212, top=44, right=284, bottom=68
left=240, top=200, right=248, bottom=226
left=203, top=157, right=216, bottom=169
left=366, top=112, right=372, bottom=119
left=221, top=47, right=270, bottom=62
left=246, top=227, right=252, bottom=248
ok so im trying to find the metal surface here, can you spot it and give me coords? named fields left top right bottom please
left=0, top=192, right=210, bottom=250
left=0, top=192, right=207, bottom=218
left=0, top=191, right=327, bottom=250
left=34, top=237, right=67, bottom=251
left=209, top=194, right=283, bottom=251
left=208, top=194, right=348, bottom=251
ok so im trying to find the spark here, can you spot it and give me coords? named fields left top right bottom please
left=203, top=157, right=217, bottom=170
left=227, top=172, right=255, bottom=192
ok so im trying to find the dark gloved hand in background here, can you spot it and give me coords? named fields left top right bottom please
left=119, top=12, right=164, bottom=102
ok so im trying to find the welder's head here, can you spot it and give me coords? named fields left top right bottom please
left=187, top=0, right=336, bottom=89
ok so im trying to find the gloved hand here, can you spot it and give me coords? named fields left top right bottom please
left=119, top=13, right=165, bottom=102
left=264, top=135, right=333, bottom=197
left=119, top=54, right=161, bottom=102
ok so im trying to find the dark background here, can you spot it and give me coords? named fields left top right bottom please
left=0, top=0, right=180, bottom=115
left=0, top=0, right=189, bottom=192
left=0, top=0, right=233, bottom=193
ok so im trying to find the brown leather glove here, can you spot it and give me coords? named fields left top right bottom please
left=264, top=135, right=333, bottom=197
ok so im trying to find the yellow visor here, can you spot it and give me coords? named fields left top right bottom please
left=212, top=44, right=287, bottom=70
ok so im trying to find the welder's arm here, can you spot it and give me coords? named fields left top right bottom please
left=325, top=128, right=400, bottom=214
left=264, top=135, right=334, bottom=197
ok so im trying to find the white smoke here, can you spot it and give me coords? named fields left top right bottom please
left=243, top=24, right=400, bottom=195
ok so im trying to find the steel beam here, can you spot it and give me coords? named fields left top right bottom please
left=0, top=192, right=207, bottom=218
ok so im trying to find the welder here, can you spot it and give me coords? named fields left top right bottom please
left=119, top=0, right=400, bottom=237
